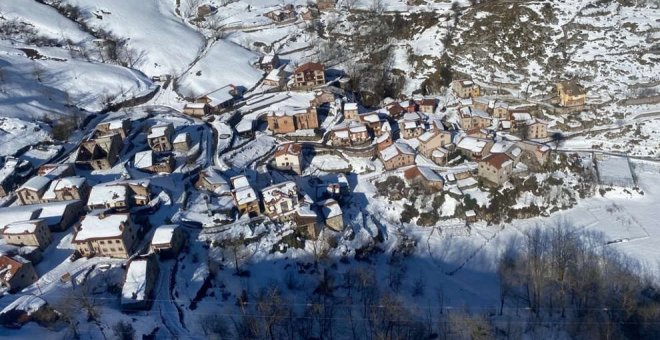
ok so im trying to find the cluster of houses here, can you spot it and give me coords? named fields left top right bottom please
left=0, top=115, right=199, bottom=297
left=196, top=166, right=346, bottom=240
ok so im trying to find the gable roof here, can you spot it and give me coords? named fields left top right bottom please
left=295, top=62, right=324, bottom=73
left=482, top=153, right=513, bottom=170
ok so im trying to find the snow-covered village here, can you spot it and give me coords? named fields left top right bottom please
left=0, top=0, right=659, bottom=339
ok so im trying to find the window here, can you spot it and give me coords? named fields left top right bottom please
left=110, top=248, right=116, bottom=252
left=116, top=240, right=121, bottom=244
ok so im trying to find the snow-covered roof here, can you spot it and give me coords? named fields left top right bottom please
left=319, top=199, right=342, bottom=219
left=418, top=131, right=437, bottom=143
left=402, top=112, right=425, bottom=121
left=417, top=166, right=443, bottom=182
left=490, top=140, right=517, bottom=154
left=19, top=176, right=50, bottom=192
left=173, top=132, right=189, bottom=144
left=349, top=124, right=367, bottom=133
left=472, top=109, right=489, bottom=118
left=0, top=294, right=46, bottom=316
left=233, top=186, right=257, bottom=205
left=269, top=106, right=308, bottom=117
left=402, top=121, right=418, bottom=130
left=360, top=113, right=379, bottom=123
left=457, top=136, right=488, bottom=153
left=379, top=141, right=415, bottom=161
left=261, top=52, right=276, bottom=64
left=432, top=147, right=449, bottom=157
left=457, top=177, right=479, bottom=189
left=265, top=68, right=282, bottom=82
left=344, top=103, right=358, bottom=111
left=134, top=150, right=153, bottom=169
left=381, top=121, right=392, bottom=132
left=230, top=175, right=250, bottom=189
left=375, top=132, right=391, bottom=144
left=42, top=176, right=86, bottom=200
left=74, top=212, right=129, bottom=241
left=148, top=124, right=171, bottom=139
left=493, top=101, right=509, bottom=109
left=465, top=210, right=476, bottom=217
left=185, top=102, right=208, bottom=109
left=261, top=181, right=297, bottom=204
left=334, top=130, right=349, bottom=139
left=3, top=219, right=43, bottom=235
left=512, top=112, right=532, bottom=121
left=88, top=184, right=127, bottom=207
left=121, top=259, right=148, bottom=303
left=151, top=224, right=179, bottom=246
left=0, top=201, right=80, bottom=229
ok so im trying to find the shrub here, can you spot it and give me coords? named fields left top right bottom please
left=400, top=204, right=419, bottom=224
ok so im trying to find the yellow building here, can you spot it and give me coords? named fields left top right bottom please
left=556, top=80, right=586, bottom=107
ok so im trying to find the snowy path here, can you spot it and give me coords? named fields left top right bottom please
left=156, top=260, right=199, bottom=339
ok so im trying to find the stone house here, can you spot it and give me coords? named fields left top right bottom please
left=263, top=67, right=286, bottom=88
left=458, top=107, right=491, bottom=130
left=0, top=255, right=38, bottom=293
left=556, top=80, right=586, bottom=107
left=386, top=102, right=407, bottom=120
left=417, top=131, right=452, bottom=158
left=431, top=147, right=450, bottom=165
left=478, top=153, right=514, bottom=186
left=292, top=62, right=325, bottom=88
left=294, top=207, right=320, bottom=240
left=266, top=106, right=319, bottom=134
left=525, top=119, right=549, bottom=139
left=1, top=219, right=52, bottom=250
left=273, top=143, right=303, bottom=174
left=359, top=113, right=382, bottom=135
left=195, top=168, right=231, bottom=196
left=74, top=134, right=122, bottom=170
left=147, top=123, right=174, bottom=153
left=37, top=163, right=75, bottom=178
left=417, top=98, right=437, bottom=114
left=16, top=176, right=51, bottom=205
left=375, top=132, right=393, bottom=152
left=72, top=212, right=137, bottom=259
left=379, top=141, right=416, bottom=170
left=265, top=5, right=296, bottom=22
left=330, top=122, right=370, bottom=146
left=230, top=176, right=260, bottom=216
left=121, top=255, right=159, bottom=311
left=134, top=150, right=174, bottom=174
left=95, top=118, right=130, bottom=140
left=491, top=101, right=510, bottom=119
left=261, top=181, right=300, bottom=220
left=259, top=52, right=280, bottom=72
left=182, top=102, right=212, bottom=117
left=451, top=79, right=481, bottom=98
left=456, top=136, right=494, bottom=160
left=40, top=176, right=90, bottom=203
left=0, top=200, right=85, bottom=232
left=343, top=103, right=359, bottom=121
left=404, top=166, right=444, bottom=190
left=150, top=225, right=185, bottom=258
left=316, top=0, right=337, bottom=10
left=173, top=133, right=191, bottom=152
left=320, top=198, right=343, bottom=231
